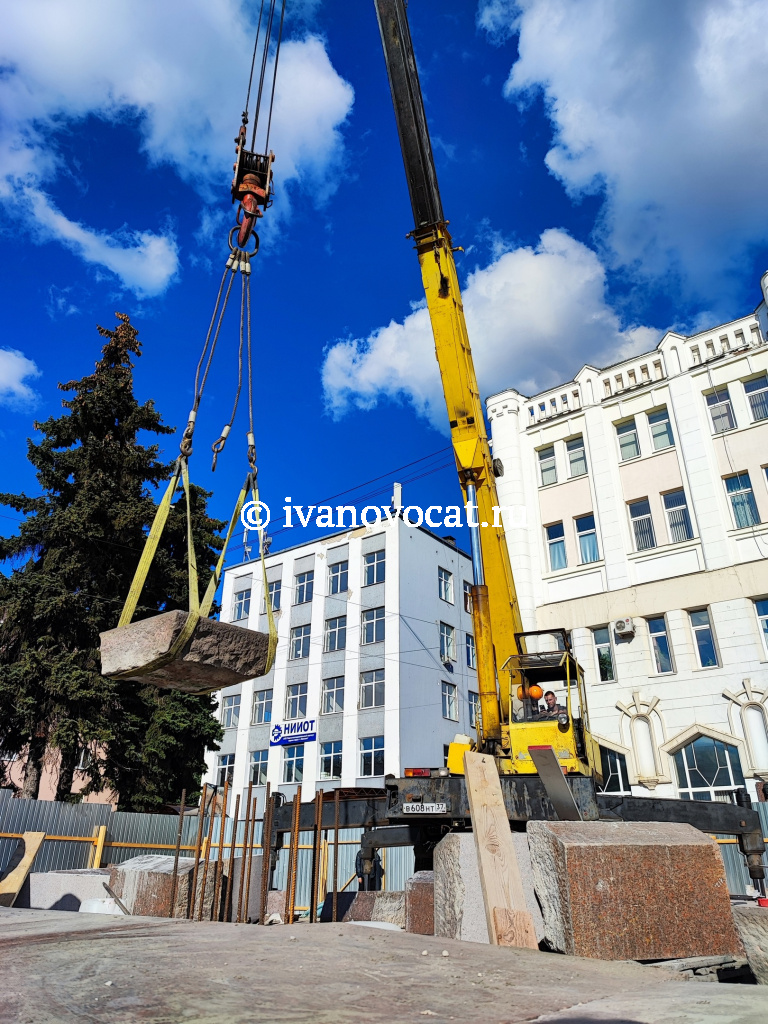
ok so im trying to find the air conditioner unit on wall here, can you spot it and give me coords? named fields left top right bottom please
left=614, top=617, right=635, bottom=636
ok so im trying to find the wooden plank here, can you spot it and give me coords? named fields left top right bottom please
left=0, top=831, right=46, bottom=907
left=464, top=751, right=537, bottom=949
left=493, top=907, right=539, bottom=949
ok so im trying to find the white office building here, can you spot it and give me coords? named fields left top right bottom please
left=488, top=271, right=768, bottom=802
left=203, top=517, right=479, bottom=812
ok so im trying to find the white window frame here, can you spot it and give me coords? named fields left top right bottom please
left=217, top=754, right=235, bottom=788
left=252, top=688, right=273, bottom=725
left=468, top=690, right=481, bottom=730
left=232, top=588, right=251, bottom=621
left=285, top=682, right=308, bottom=721
left=441, top=680, right=458, bottom=721
left=359, top=669, right=385, bottom=709
left=262, top=580, right=281, bottom=613
left=673, top=736, right=744, bottom=801
left=575, top=514, right=599, bottom=564
left=463, top=580, right=473, bottom=614
left=648, top=407, right=674, bottom=450
left=283, top=743, right=304, bottom=783
left=707, top=387, right=736, bottom=433
left=689, top=608, right=719, bottom=668
left=221, top=694, right=240, bottom=729
left=592, top=627, right=615, bottom=682
left=538, top=445, right=557, bottom=486
left=319, top=740, right=342, bottom=780
left=616, top=418, right=640, bottom=461
left=439, top=621, right=456, bottom=661
left=321, top=676, right=344, bottom=715
left=360, top=735, right=384, bottom=777
left=546, top=522, right=567, bottom=570
left=328, top=560, right=349, bottom=595
left=745, top=375, right=768, bottom=422
left=755, top=599, right=768, bottom=656
left=663, top=489, right=693, bottom=543
left=438, top=566, right=454, bottom=604
left=251, top=749, right=268, bottom=786
left=324, top=615, right=347, bottom=653
left=566, top=435, right=587, bottom=478
left=295, top=570, right=314, bottom=605
left=598, top=746, right=632, bottom=795
left=465, top=632, right=476, bottom=669
left=361, top=607, right=385, bottom=645
left=725, top=472, right=761, bottom=529
left=629, top=499, right=656, bottom=551
left=647, top=616, right=674, bottom=674
left=289, top=624, right=311, bottom=660
left=363, top=550, right=385, bottom=586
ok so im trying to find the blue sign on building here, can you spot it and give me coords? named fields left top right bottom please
left=269, top=719, right=317, bottom=746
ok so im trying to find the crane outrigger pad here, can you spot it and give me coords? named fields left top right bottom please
left=100, top=610, right=271, bottom=695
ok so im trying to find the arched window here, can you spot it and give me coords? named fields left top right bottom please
left=598, top=746, right=631, bottom=795
left=673, top=736, right=745, bottom=801
left=742, top=704, right=768, bottom=769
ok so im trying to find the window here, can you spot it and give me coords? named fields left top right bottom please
left=575, top=514, right=599, bottom=563
left=674, top=736, right=744, bottom=801
left=725, top=472, right=761, bottom=528
left=76, top=747, right=91, bottom=771
left=546, top=522, right=567, bottom=570
left=745, top=375, right=768, bottom=422
left=295, top=570, right=314, bottom=604
left=359, top=669, right=385, bottom=709
left=324, top=615, right=347, bottom=653
left=329, top=560, right=349, bottom=594
left=289, top=624, right=311, bottom=659
left=598, top=747, right=631, bottom=795
left=320, top=741, right=342, bottom=780
left=251, top=749, right=268, bottom=786
left=707, top=387, right=735, bottom=433
left=252, top=688, right=273, bottom=725
left=263, top=580, right=281, bottom=613
left=221, top=694, right=240, bottom=728
left=567, top=436, right=587, bottom=478
left=466, top=633, right=476, bottom=669
left=360, top=735, right=384, bottom=777
left=463, top=580, right=473, bottom=614
left=616, top=419, right=640, bottom=461
left=217, top=754, right=235, bottom=788
left=469, top=691, right=481, bottom=730
left=690, top=609, right=718, bottom=668
left=283, top=744, right=304, bottom=783
left=756, top=599, right=768, bottom=654
left=443, top=744, right=451, bottom=768
left=363, top=550, right=385, bottom=586
left=648, top=407, right=674, bottom=450
left=647, top=616, right=673, bottom=673
left=664, top=490, right=693, bottom=542
left=285, top=682, right=307, bottom=720
left=361, top=607, right=385, bottom=644
left=321, top=676, right=344, bottom=715
left=538, top=446, right=557, bottom=486
left=232, top=588, right=251, bottom=621
left=438, top=567, right=454, bottom=603
left=439, top=622, right=456, bottom=661
left=592, top=627, right=615, bottom=682
left=629, top=499, right=656, bottom=551
left=442, top=681, right=458, bottom=721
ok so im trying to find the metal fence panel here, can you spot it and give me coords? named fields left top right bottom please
left=0, top=799, right=112, bottom=874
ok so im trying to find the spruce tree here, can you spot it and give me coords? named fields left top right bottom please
left=0, top=313, right=224, bottom=808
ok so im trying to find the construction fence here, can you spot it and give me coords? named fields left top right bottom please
left=2, top=788, right=766, bottom=906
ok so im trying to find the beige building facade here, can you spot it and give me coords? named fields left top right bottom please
left=488, top=272, right=768, bottom=802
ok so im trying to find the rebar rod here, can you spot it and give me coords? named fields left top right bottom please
left=188, top=784, right=207, bottom=920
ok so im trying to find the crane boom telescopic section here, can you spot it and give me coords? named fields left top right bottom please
left=374, top=0, right=523, bottom=744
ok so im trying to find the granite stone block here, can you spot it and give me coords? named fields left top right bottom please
left=405, top=871, right=434, bottom=935
left=100, top=611, right=270, bottom=694
left=732, top=903, right=768, bottom=984
left=16, top=869, right=112, bottom=912
left=527, top=820, right=744, bottom=961
left=108, top=854, right=214, bottom=919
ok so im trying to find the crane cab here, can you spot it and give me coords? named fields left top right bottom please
left=500, top=630, right=601, bottom=780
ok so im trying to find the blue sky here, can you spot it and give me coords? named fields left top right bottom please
left=2, top=0, right=768, bottom=567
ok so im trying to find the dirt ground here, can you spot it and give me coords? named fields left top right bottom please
left=0, top=907, right=765, bottom=1024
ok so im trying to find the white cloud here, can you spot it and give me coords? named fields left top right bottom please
left=0, top=349, right=41, bottom=409
left=478, top=0, right=768, bottom=309
left=0, top=1, right=354, bottom=294
left=322, top=229, right=657, bottom=431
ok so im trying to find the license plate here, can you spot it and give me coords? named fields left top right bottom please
left=403, top=802, right=447, bottom=814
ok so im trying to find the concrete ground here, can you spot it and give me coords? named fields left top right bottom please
left=0, top=907, right=765, bottom=1024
